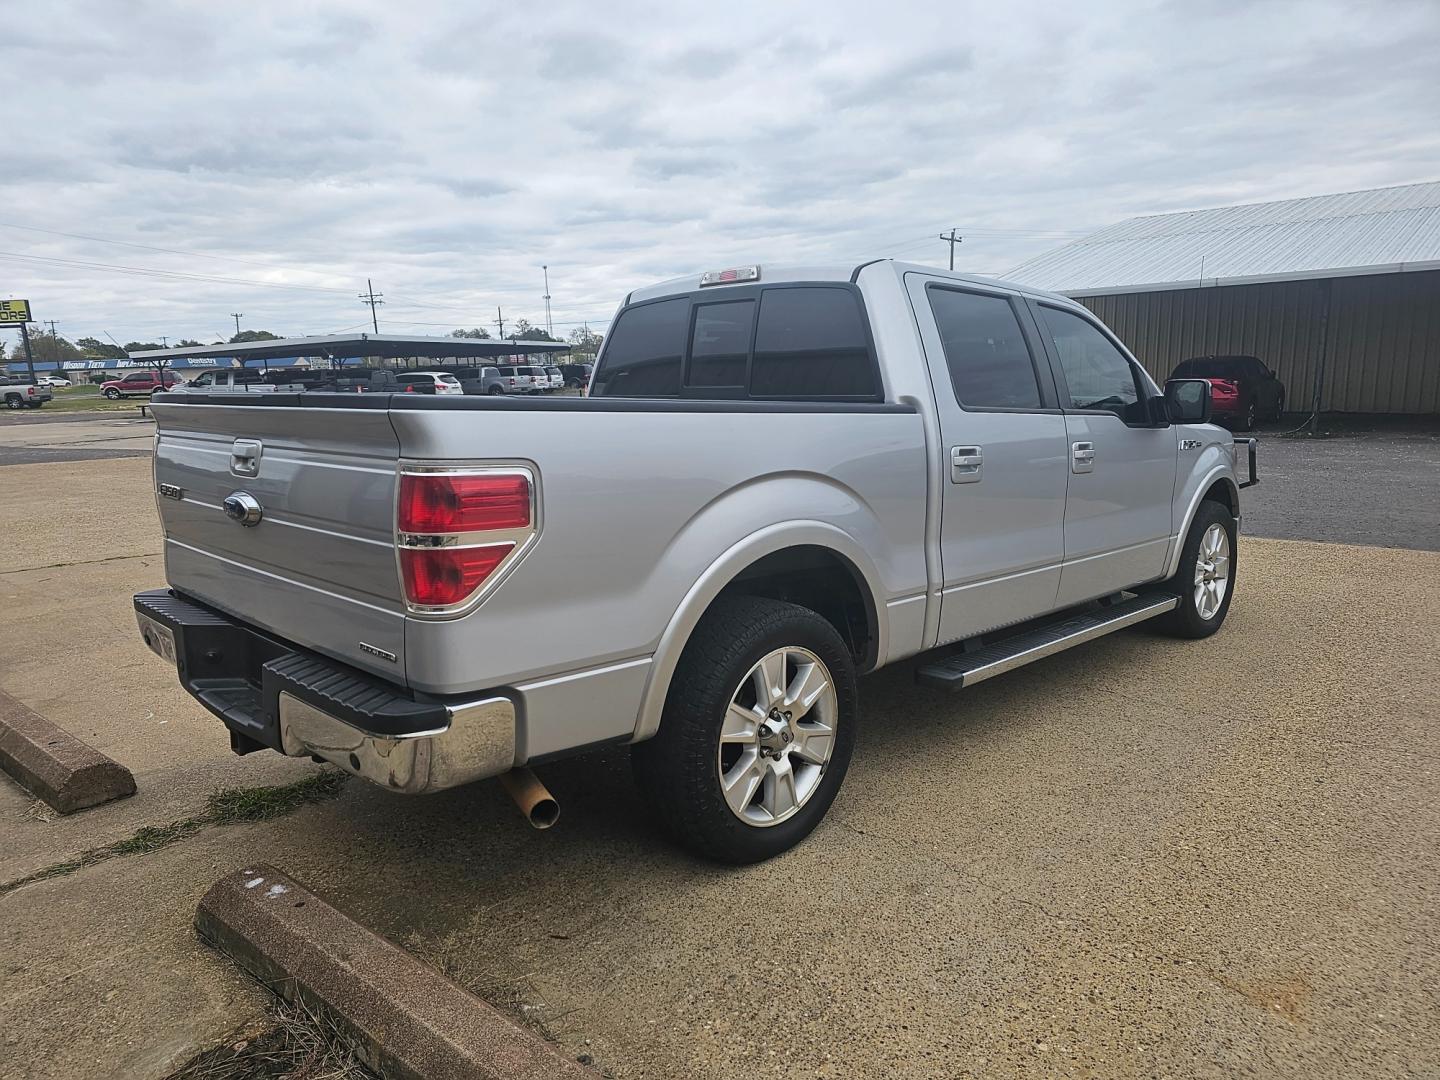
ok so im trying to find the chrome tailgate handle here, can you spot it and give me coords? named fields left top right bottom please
left=1071, top=441, right=1095, bottom=474
left=951, top=445, right=983, bottom=484
left=230, top=438, right=262, bottom=477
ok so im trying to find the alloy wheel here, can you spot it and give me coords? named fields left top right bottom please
left=1193, top=523, right=1231, bottom=620
left=717, top=647, right=838, bottom=827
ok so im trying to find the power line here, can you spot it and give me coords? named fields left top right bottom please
left=359, top=279, right=384, bottom=333
left=0, top=249, right=355, bottom=294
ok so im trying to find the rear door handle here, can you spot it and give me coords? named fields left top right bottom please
left=1071, top=441, right=1095, bottom=474
left=951, top=445, right=983, bottom=484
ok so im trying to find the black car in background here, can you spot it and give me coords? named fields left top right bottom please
left=558, top=362, right=593, bottom=389
left=1170, top=355, right=1285, bottom=430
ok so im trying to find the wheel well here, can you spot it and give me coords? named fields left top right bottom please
left=1202, top=478, right=1238, bottom=518
left=714, top=545, right=877, bottom=671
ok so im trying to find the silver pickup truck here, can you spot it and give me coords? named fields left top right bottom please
left=134, top=262, right=1256, bottom=862
left=2, top=375, right=54, bottom=409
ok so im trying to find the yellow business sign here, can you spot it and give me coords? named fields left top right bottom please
left=0, top=299, right=32, bottom=324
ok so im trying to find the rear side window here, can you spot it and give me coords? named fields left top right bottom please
left=927, top=288, right=1043, bottom=409
left=751, top=288, right=874, bottom=398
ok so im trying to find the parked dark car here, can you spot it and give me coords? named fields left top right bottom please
left=558, top=362, right=593, bottom=389
left=1170, top=355, right=1285, bottom=430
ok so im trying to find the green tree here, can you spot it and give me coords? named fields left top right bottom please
left=230, top=329, right=282, bottom=343
left=451, top=327, right=491, bottom=339
left=567, top=326, right=604, bottom=359
left=124, top=341, right=164, bottom=353
left=32, top=334, right=83, bottom=363
left=76, top=337, right=127, bottom=359
left=177, top=339, right=204, bottom=347
left=509, top=318, right=558, bottom=342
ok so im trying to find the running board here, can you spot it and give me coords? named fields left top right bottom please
left=915, top=592, right=1179, bottom=691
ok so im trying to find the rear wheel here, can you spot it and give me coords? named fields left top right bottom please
left=4, top=395, right=23, bottom=410
left=1241, top=400, right=1257, bottom=430
left=1272, top=390, right=1286, bottom=421
left=1153, top=500, right=1236, bottom=639
left=632, top=596, right=858, bottom=863
left=487, top=385, right=505, bottom=395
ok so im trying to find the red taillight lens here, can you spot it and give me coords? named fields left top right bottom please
left=400, top=544, right=513, bottom=606
left=1210, top=378, right=1238, bottom=394
left=399, top=473, right=530, bottom=534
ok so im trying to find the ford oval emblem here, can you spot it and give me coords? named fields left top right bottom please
left=222, top=491, right=264, bottom=527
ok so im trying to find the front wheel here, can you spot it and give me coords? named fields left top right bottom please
left=103, top=388, right=121, bottom=399
left=632, top=596, right=858, bottom=863
left=1153, top=501, right=1236, bottom=639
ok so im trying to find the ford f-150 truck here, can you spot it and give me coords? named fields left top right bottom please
left=134, top=261, right=1256, bottom=862
left=1, top=375, right=53, bottom=409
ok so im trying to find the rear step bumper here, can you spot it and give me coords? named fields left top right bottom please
left=133, top=589, right=516, bottom=793
left=916, top=592, right=1178, bottom=690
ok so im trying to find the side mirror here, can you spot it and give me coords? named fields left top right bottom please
left=1165, top=378, right=1212, bottom=424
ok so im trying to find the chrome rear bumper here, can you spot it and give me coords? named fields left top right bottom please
left=278, top=693, right=516, bottom=794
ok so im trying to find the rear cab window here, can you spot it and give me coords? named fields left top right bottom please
left=591, top=283, right=879, bottom=401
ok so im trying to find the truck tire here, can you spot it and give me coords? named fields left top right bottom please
left=1153, top=500, right=1236, bottom=639
left=487, top=385, right=505, bottom=395
left=104, top=388, right=121, bottom=399
left=5, top=395, right=23, bottom=410
left=633, top=595, right=858, bottom=863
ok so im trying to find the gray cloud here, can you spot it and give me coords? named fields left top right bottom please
left=2, top=0, right=1437, bottom=345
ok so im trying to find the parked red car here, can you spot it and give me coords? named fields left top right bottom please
left=101, top=369, right=182, bottom=399
left=1169, top=355, right=1285, bottom=430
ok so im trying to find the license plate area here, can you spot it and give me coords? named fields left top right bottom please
left=137, top=612, right=178, bottom=666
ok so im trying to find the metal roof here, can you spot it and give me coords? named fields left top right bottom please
left=1006, top=181, right=1440, bottom=297
left=128, top=333, right=570, bottom=364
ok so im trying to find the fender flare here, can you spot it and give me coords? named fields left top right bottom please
left=1164, top=465, right=1240, bottom=579
left=631, top=519, right=888, bottom=743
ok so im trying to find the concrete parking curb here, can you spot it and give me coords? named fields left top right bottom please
left=0, top=690, right=136, bottom=813
left=196, top=864, right=593, bottom=1080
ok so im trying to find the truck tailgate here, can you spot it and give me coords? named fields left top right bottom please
left=150, top=399, right=409, bottom=681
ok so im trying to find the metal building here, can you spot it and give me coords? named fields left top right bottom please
left=1006, top=181, right=1440, bottom=415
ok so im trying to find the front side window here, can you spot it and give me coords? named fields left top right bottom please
left=927, top=288, right=1043, bottom=409
left=1040, top=306, right=1141, bottom=419
left=191, top=373, right=212, bottom=387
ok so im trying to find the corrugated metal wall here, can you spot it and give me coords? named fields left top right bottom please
left=1079, top=269, right=1440, bottom=413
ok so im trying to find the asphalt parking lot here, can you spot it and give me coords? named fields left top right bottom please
left=1, top=415, right=1437, bottom=1080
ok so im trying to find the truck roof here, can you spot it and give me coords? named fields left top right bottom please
left=625, top=260, right=1080, bottom=308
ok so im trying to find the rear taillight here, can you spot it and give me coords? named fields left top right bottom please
left=399, top=473, right=530, bottom=533
left=1209, top=378, right=1239, bottom=395
left=396, top=469, right=535, bottom=612
left=401, top=544, right=514, bottom=607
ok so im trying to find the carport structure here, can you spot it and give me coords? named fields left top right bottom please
left=130, top=332, right=570, bottom=371
left=1007, top=181, right=1440, bottom=419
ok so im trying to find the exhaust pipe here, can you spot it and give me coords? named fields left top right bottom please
left=498, top=768, right=560, bottom=829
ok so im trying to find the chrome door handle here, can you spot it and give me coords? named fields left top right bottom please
left=951, top=445, right=983, bottom=484
left=1071, top=441, right=1095, bottom=474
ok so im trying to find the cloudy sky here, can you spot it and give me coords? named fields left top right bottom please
left=4, top=0, right=1438, bottom=346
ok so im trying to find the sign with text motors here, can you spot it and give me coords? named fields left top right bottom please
left=0, top=299, right=32, bottom=324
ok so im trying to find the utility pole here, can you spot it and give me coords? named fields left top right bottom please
left=939, top=229, right=962, bottom=271
left=542, top=266, right=553, bottom=339
left=45, top=319, right=58, bottom=341
left=358, top=279, right=384, bottom=334
left=159, top=336, right=168, bottom=348
left=495, top=306, right=506, bottom=340
left=230, top=313, right=244, bottom=337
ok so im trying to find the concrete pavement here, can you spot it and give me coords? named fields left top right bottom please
left=2, top=446, right=1437, bottom=1080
